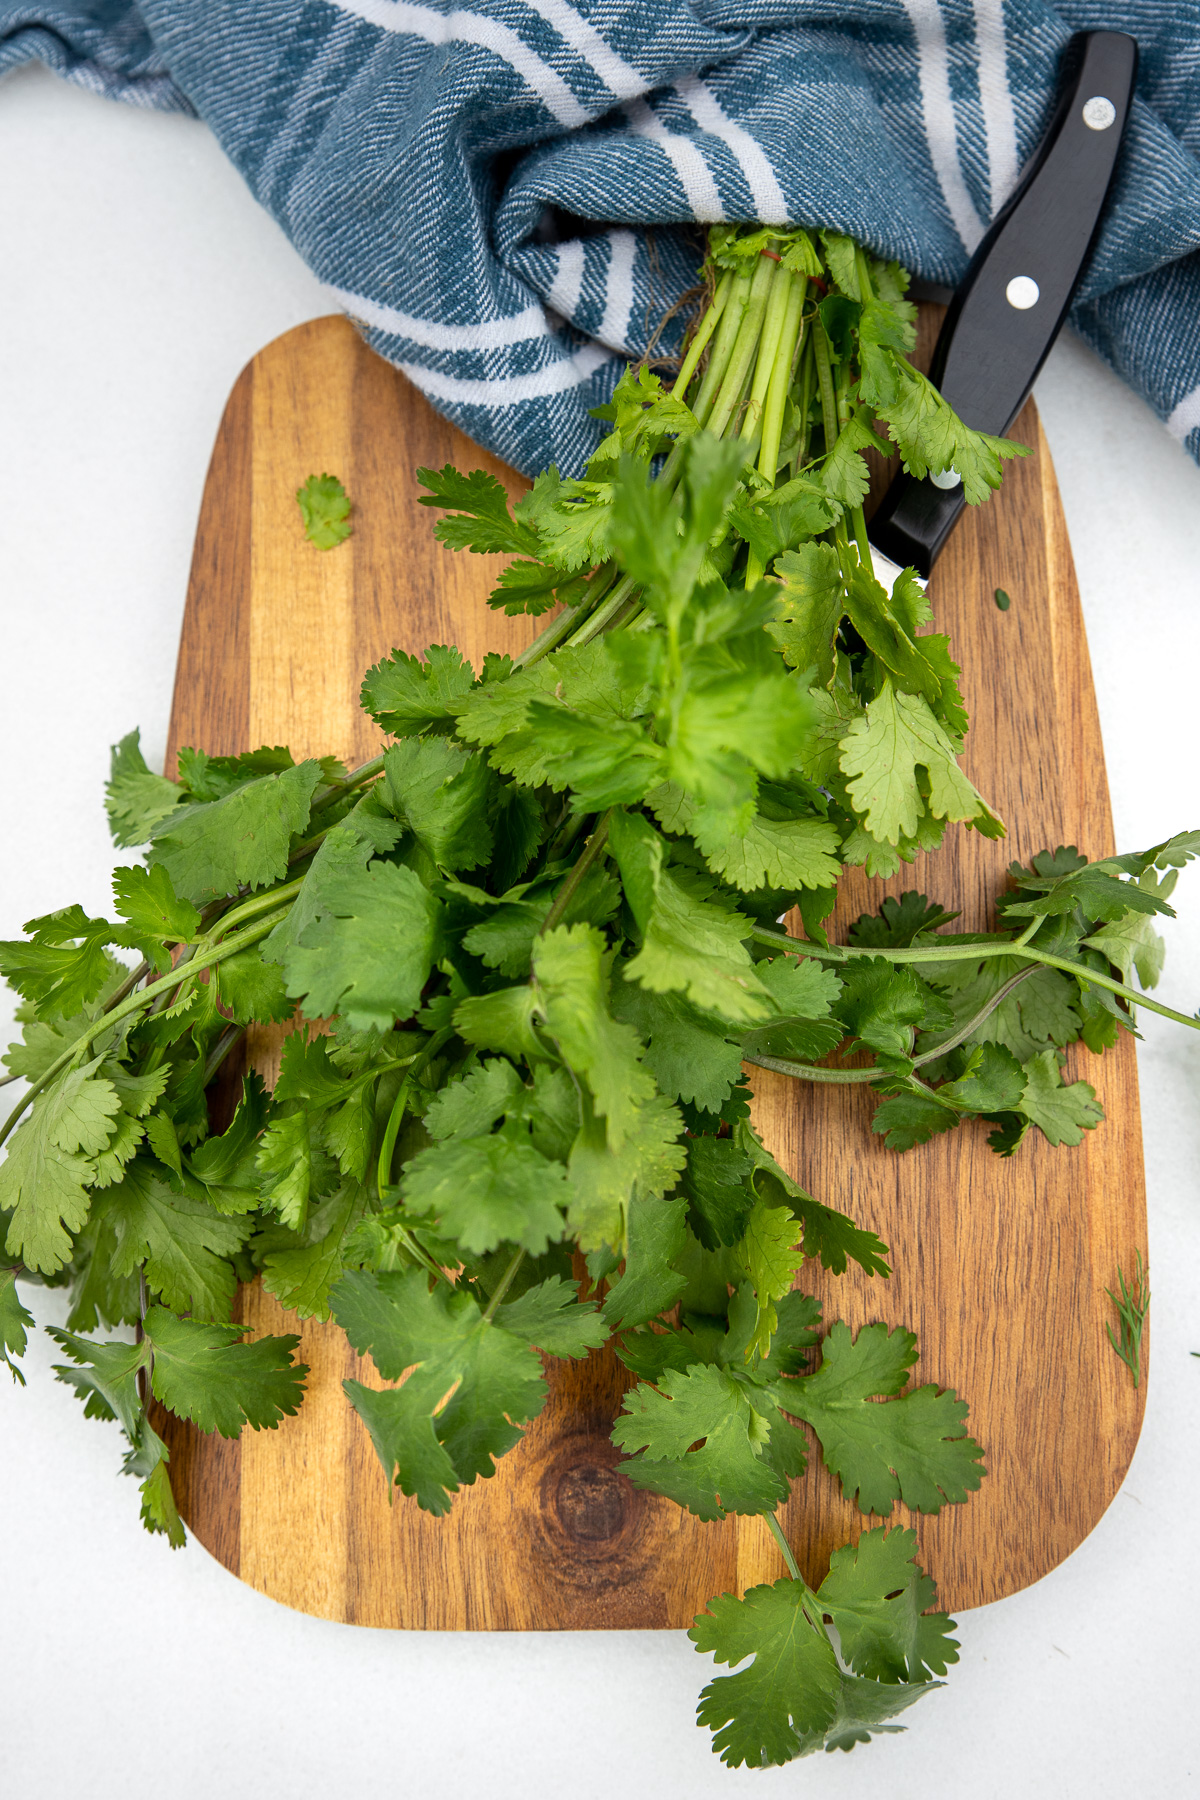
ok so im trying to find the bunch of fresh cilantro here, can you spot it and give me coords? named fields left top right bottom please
left=2, top=226, right=1196, bottom=1770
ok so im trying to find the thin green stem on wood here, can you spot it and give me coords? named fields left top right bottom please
left=765, top=1510, right=805, bottom=1585
left=749, top=924, right=1200, bottom=1034
left=744, top=965, right=1039, bottom=1086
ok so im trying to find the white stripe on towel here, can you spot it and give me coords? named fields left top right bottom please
left=334, top=0, right=589, bottom=127
left=901, top=0, right=986, bottom=250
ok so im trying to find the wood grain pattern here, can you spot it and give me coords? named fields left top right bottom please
left=157, top=313, right=1146, bottom=1627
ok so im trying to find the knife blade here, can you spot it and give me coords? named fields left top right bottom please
left=868, top=29, right=1139, bottom=593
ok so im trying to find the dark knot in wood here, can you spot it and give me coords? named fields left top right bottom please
left=553, top=1462, right=628, bottom=1543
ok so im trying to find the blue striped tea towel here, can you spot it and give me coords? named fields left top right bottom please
left=2, top=0, right=1198, bottom=476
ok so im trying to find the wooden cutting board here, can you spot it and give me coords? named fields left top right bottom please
left=156, top=312, right=1147, bottom=1626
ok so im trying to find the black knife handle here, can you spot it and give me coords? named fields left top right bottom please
left=870, top=29, right=1138, bottom=577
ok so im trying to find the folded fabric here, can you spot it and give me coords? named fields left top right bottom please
left=3, top=0, right=1198, bottom=476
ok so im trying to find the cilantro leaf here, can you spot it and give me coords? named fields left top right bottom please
left=849, top=890, right=959, bottom=948
left=658, top=786, right=842, bottom=895
left=360, top=644, right=477, bottom=737
left=819, top=1526, right=958, bottom=1684
left=610, top=808, right=770, bottom=1025
left=769, top=542, right=843, bottom=681
left=614, top=1362, right=793, bottom=1519
left=610, top=977, right=746, bottom=1113
left=497, top=1275, right=608, bottom=1358
left=382, top=737, right=493, bottom=871
left=601, top=1193, right=688, bottom=1329
left=418, top=464, right=539, bottom=558
left=149, top=760, right=324, bottom=903
left=833, top=955, right=952, bottom=1066
left=565, top=1094, right=687, bottom=1253
left=533, top=923, right=657, bottom=1153
left=822, top=411, right=891, bottom=508
left=680, top=1136, right=758, bottom=1250
left=1, top=1266, right=34, bottom=1384
left=256, top=1111, right=334, bottom=1234
left=691, top=1556, right=946, bottom=1768
left=1, top=1061, right=122, bottom=1272
left=138, top=1454, right=186, bottom=1549
left=690, top=1581, right=843, bottom=1765
left=333, top=1267, right=549, bottom=1512
left=839, top=682, right=999, bottom=845
left=96, top=1156, right=246, bottom=1321
left=874, top=363, right=1029, bottom=502
left=260, top=1180, right=364, bottom=1320
left=401, top=1133, right=569, bottom=1256
left=269, top=858, right=443, bottom=1032
left=105, top=729, right=181, bottom=848
left=1017, top=1050, right=1103, bottom=1147
left=296, top=472, right=352, bottom=549
left=739, top=1198, right=806, bottom=1355
left=111, top=863, right=201, bottom=967
left=782, top=1321, right=984, bottom=1515
left=737, top=1123, right=890, bottom=1278
left=144, top=1305, right=307, bottom=1435
left=423, top=1060, right=523, bottom=1140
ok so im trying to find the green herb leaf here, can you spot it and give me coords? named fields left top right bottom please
left=296, top=472, right=352, bottom=549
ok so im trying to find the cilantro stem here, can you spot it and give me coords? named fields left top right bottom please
left=705, top=254, right=776, bottom=440
left=788, top=327, right=815, bottom=477
left=758, top=270, right=806, bottom=484
left=672, top=269, right=732, bottom=399
left=689, top=268, right=753, bottom=424
left=851, top=507, right=874, bottom=576
left=812, top=318, right=839, bottom=457
left=374, top=1029, right=455, bottom=1284
left=311, top=754, right=386, bottom=813
left=765, top=1509, right=804, bottom=1584
left=210, top=874, right=307, bottom=940
left=0, top=911, right=285, bottom=1152
left=1007, top=948, right=1200, bottom=1030
left=745, top=268, right=808, bottom=589
left=376, top=1028, right=452, bottom=1204
left=744, top=965, right=1037, bottom=1085
left=104, top=958, right=152, bottom=1013
left=743, top=1051, right=876, bottom=1085
left=750, top=925, right=1200, bottom=1033
left=741, top=258, right=793, bottom=446
left=203, top=1023, right=246, bottom=1086
left=539, top=813, right=611, bottom=936
left=565, top=574, right=638, bottom=649
left=513, top=564, right=617, bottom=670
left=482, top=1247, right=526, bottom=1322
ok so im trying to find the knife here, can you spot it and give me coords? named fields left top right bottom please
left=868, top=29, right=1139, bottom=590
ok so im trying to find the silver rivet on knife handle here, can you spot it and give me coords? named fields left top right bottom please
left=1082, top=95, right=1117, bottom=129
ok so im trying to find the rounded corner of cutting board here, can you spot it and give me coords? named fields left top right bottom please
left=163, top=309, right=1149, bottom=1625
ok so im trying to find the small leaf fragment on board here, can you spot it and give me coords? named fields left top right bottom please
left=1106, top=1251, right=1149, bottom=1387
left=296, top=473, right=352, bottom=549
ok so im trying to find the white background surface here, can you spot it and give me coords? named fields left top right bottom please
left=2, top=63, right=1199, bottom=1800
